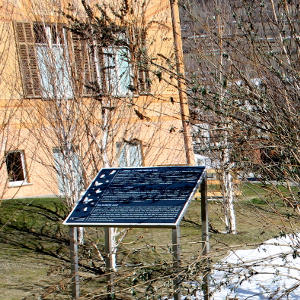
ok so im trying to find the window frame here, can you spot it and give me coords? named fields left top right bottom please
left=34, top=23, right=73, bottom=99
left=52, top=147, right=84, bottom=196
left=80, top=42, right=132, bottom=97
left=15, top=22, right=74, bottom=99
left=5, top=150, right=28, bottom=187
left=116, top=139, right=143, bottom=167
left=104, top=46, right=131, bottom=96
left=72, top=30, right=151, bottom=97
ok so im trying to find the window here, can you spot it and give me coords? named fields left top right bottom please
left=72, top=31, right=150, bottom=96
left=116, top=140, right=143, bottom=167
left=34, top=23, right=73, bottom=99
left=105, top=47, right=131, bottom=96
left=6, top=151, right=28, bottom=186
left=15, top=22, right=72, bottom=99
left=53, top=147, right=84, bottom=196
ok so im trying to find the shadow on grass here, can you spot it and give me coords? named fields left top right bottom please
left=0, top=198, right=105, bottom=275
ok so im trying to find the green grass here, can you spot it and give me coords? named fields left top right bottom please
left=1, top=185, right=300, bottom=299
left=250, top=198, right=266, bottom=204
left=0, top=198, right=71, bottom=300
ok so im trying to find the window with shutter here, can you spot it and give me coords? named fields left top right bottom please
left=72, top=40, right=132, bottom=97
left=71, top=29, right=151, bottom=97
left=15, top=22, right=73, bottom=99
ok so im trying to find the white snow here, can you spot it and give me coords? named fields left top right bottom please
left=210, top=234, right=300, bottom=299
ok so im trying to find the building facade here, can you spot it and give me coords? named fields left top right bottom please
left=0, top=0, right=193, bottom=202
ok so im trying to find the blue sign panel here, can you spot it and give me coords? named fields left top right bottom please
left=63, top=166, right=205, bottom=228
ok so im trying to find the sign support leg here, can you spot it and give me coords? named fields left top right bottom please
left=105, top=227, right=114, bottom=298
left=70, top=226, right=80, bottom=299
left=201, top=175, right=210, bottom=300
left=172, top=227, right=181, bottom=300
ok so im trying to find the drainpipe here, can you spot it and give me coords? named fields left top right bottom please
left=170, top=0, right=191, bottom=165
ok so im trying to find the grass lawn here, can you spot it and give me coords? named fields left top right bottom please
left=1, top=182, right=300, bottom=299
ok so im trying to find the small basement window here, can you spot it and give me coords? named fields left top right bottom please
left=6, top=151, right=28, bottom=187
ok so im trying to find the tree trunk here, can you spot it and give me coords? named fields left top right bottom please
left=77, top=227, right=84, bottom=244
left=221, top=167, right=236, bottom=234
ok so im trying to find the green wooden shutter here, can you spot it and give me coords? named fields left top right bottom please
left=15, top=22, right=40, bottom=98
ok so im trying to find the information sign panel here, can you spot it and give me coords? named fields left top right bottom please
left=64, top=166, right=205, bottom=228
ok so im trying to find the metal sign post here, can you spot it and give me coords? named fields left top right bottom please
left=105, top=227, right=114, bottom=296
left=172, top=226, right=181, bottom=300
left=201, top=174, right=210, bottom=300
left=70, top=226, right=80, bottom=299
